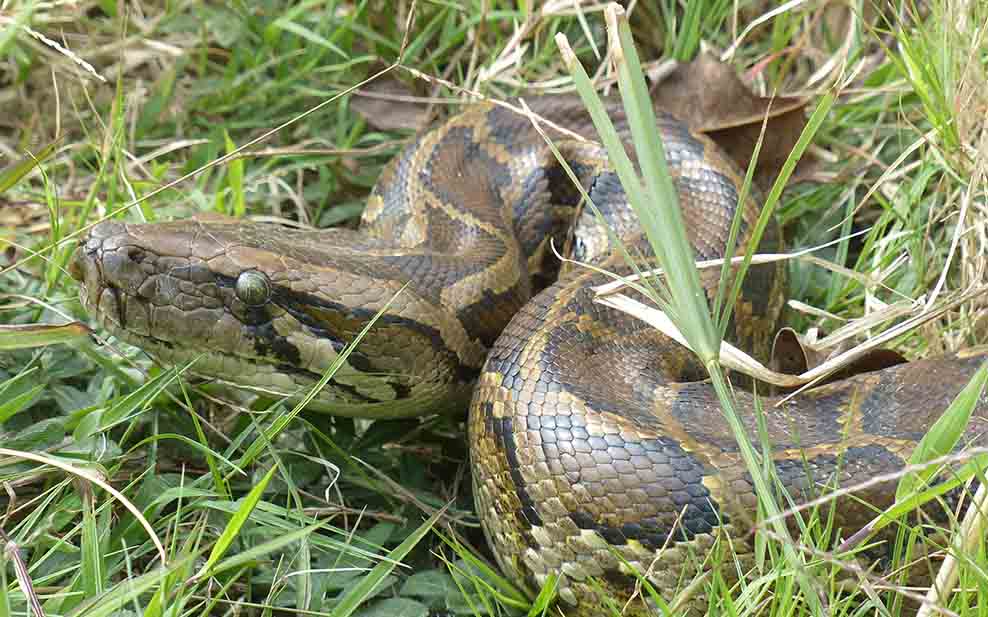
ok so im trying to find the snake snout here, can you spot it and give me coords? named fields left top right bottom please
left=70, top=220, right=123, bottom=281
left=72, top=222, right=146, bottom=292
left=70, top=220, right=161, bottom=336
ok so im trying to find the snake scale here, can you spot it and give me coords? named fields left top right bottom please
left=70, top=97, right=988, bottom=614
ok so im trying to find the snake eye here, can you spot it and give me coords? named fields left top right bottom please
left=235, top=270, right=271, bottom=306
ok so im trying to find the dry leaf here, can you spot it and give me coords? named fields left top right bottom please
left=771, top=327, right=816, bottom=376
left=771, top=326, right=906, bottom=386
left=0, top=201, right=48, bottom=231
left=653, top=52, right=810, bottom=190
left=351, top=76, right=430, bottom=132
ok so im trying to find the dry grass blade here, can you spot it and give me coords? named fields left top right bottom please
left=0, top=449, right=166, bottom=564
left=791, top=299, right=917, bottom=352
left=591, top=227, right=873, bottom=297
left=600, top=281, right=988, bottom=393
left=917, top=481, right=988, bottom=617
left=0, top=529, right=45, bottom=617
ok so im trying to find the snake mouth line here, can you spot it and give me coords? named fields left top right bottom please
left=76, top=274, right=426, bottom=412
left=74, top=271, right=331, bottom=394
left=69, top=232, right=454, bottom=415
left=92, top=303, right=383, bottom=406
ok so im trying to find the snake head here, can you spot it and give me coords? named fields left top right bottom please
left=70, top=216, right=475, bottom=417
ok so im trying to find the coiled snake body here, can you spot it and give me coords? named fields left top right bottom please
left=71, top=98, right=988, bottom=614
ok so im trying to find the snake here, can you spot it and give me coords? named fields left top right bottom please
left=69, top=96, right=988, bottom=614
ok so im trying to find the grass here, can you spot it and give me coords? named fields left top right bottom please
left=1, top=1, right=987, bottom=616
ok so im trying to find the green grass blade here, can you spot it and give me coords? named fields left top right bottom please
left=191, top=566, right=246, bottom=617
left=0, top=140, right=58, bottom=194
left=869, top=453, right=988, bottom=537
left=67, top=558, right=194, bottom=617
left=671, top=0, right=703, bottom=60
left=554, top=37, right=684, bottom=323
left=125, top=434, right=244, bottom=477
left=207, top=524, right=324, bottom=578
left=435, top=530, right=530, bottom=608
left=897, top=362, right=988, bottom=500
left=0, top=323, right=91, bottom=350
left=718, top=91, right=836, bottom=333
left=525, top=574, right=558, bottom=617
left=0, top=554, right=9, bottom=617
left=76, top=360, right=197, bottom=437
left=194, top=465, right=279, bottom=579
left=558, top=6, right=826, bottom=613
left=330, top=506, right=447, bottom=617
left=608, top=7, right=718, bottom=360
left=223, top=130, right=245, bottom=218
left=0, top=384, right=44, bottom=424
left=80, top=487, right=106, bottom=601
left=711, top=107, right=766, bottom=333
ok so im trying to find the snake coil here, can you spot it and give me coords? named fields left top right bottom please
left=71, top=97, right=988, bottom=614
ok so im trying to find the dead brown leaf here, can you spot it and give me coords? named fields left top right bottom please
left=351, top=76, right=431, bottom=132
left=652, top=52, right=810, bottom=191
left=0, top=201, right=49, bottom=233
left=771, top=326, right=906, bottom=386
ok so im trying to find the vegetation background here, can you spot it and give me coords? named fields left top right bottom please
left=1, top=1, right=987, bottom=616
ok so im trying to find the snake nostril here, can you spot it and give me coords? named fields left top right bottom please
left=126, top=247, right=146, bottom=263
left=96, top=245, right=150, bottom=295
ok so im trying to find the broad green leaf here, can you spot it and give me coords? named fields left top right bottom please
left=399, top=570, right=457, bottom=600
left=5, top=418, right=66, bottom=450
left=0, top=384, right=44, bottom=424
left=355, top=598, right=428, bottom=617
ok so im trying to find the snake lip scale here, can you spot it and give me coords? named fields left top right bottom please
left=71, top=97, right=988, bottom=614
